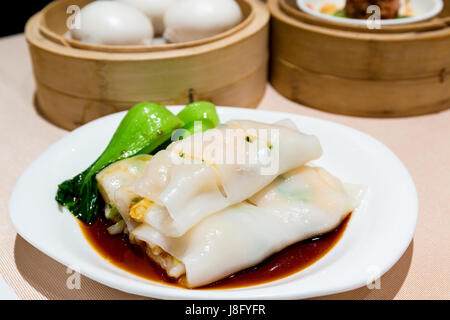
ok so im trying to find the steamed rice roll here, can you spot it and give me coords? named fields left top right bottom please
left=129, top=119, right=322, bottom=236
left=131, top=165, right=364, bottom=287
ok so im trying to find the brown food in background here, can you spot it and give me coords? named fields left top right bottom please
left=344, top=0, right=401, bottom=19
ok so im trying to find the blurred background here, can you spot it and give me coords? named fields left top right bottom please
left=1, top=1, right=52, bottom=37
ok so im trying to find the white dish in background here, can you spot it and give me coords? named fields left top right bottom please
left=9, top=107, right=418, bottom=299
left=296, top=0, right=443, bottom=26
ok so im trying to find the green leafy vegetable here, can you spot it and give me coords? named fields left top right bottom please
left=176, top=119, right=216, bottom=140
left=177, top=101, right=220, bottom=127
left=333, top=10, right=346, bottom=17
left=131, top=197, right=141, bottom=204
left=107, top=220, right=126, bottom=235
left=174, top=101, right=220, bottom=140
left=55, top=102, right=184, bottom=224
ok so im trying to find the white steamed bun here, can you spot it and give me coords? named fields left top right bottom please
left=71, top=1, right=154, bottom=45
left=117, top=0, right=177, bottom=36
left=164, top=0, right=243, bottom=43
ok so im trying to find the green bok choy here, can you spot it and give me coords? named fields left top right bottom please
left=56, top=101, right=221, bottom=224
left=55, top=102, right=183, bottom=223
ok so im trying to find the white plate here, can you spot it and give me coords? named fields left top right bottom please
left=297, top=0, right=443, bottom=26
left=9, top=107, right=418, bottom=299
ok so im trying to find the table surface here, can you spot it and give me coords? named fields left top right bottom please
left=1, top=34, right=449, bottom=300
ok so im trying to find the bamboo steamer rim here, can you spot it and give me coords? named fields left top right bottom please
left=280, top=0, right=450, bottom=33
left=29, top=0, right=268, bottom=61
left=268, top=0, right=450, bottom=42
left=39, top=0, right=255, bottom=54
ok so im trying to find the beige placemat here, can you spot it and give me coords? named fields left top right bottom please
left=1, top=34, right=449, bottom=300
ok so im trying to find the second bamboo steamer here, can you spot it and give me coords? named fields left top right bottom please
left=269, top=0, right=450, bottom=117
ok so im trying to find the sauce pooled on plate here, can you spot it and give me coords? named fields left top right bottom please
left=80, top=214, right=350, bottom=289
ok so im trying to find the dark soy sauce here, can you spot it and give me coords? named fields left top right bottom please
left=80, top=214, right=350, bottom=289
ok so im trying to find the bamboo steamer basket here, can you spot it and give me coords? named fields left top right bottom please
left=269, top=0, right=450, bottom=117
left=26, top=0, right=269, bottom=130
